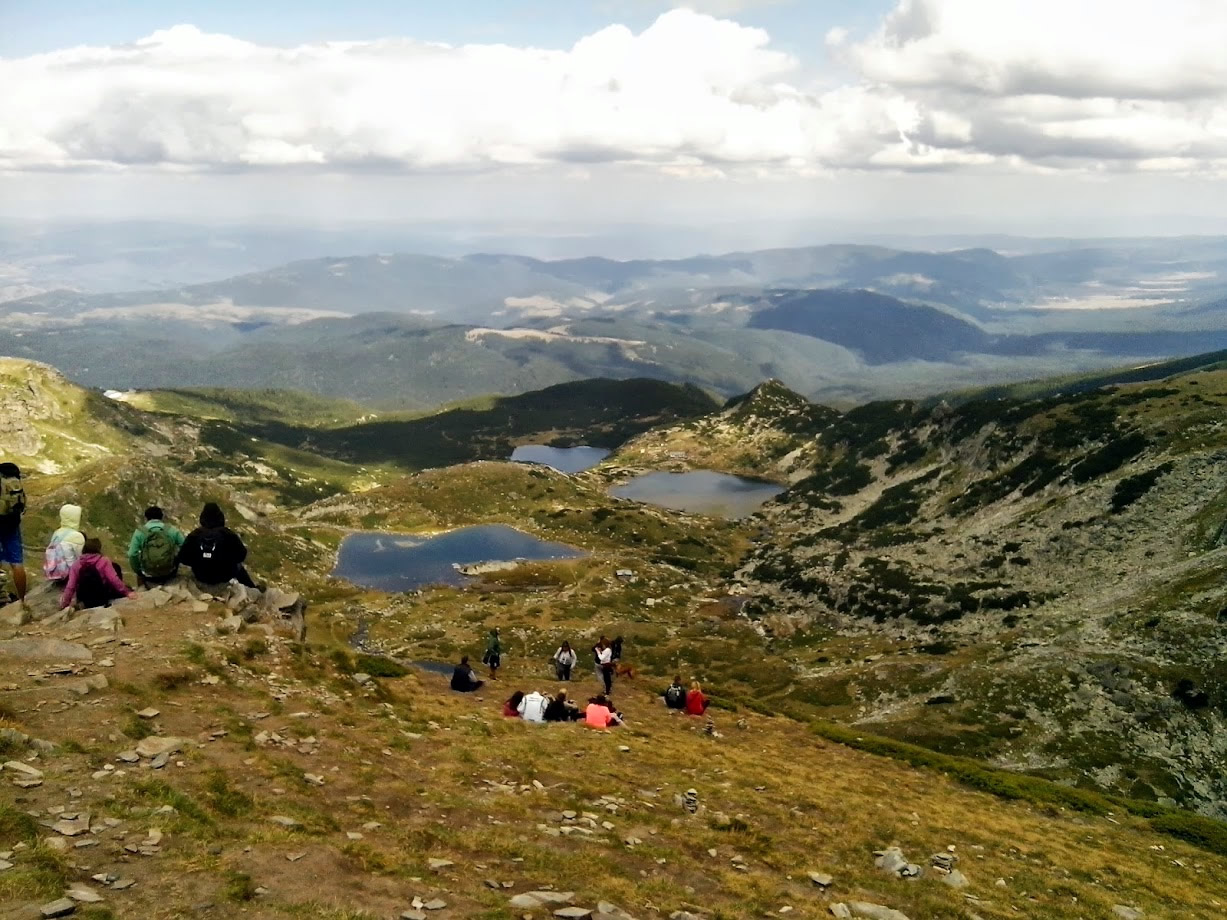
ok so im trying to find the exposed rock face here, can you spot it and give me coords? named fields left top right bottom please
left=0, top=358, right=66, bottom=458
left=730, top=376, right=1227, bottom=815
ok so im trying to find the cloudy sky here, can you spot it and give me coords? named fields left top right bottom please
left=2, top=0, right=1226, bottom=234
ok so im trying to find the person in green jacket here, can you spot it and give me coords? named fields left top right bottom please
left=128, top=506, right=186, bottom=587
left=482, top=627, right=502, bottom=680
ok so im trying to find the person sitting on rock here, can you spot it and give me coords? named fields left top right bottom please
left=128, top=505, right=185, bottom=587
left=60, top=536, right=134, bottom=610
left=584, top=694, right=623, bottom=729
left=179, top=502, right=257, bottom=589
left=663, top=675, right=687, bottom=710
left=553, top=641, right=577, bottom=681
left=0, top=462, right=28, bottom=607
left=518, top=688, right=549, bottom=722
left=43, top=503, right=85, bottom=584
left=450, top=656, right=483, bottom=693
left=544, top=689, right=581, bottom=722
left=685, top=680, right=710, bottom=716
left=503, top=690, right=525, bottom=718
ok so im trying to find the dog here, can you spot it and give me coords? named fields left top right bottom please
left=615, top=662, right=637, bottom=680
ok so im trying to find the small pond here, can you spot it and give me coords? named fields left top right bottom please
left=609, top=470, right=784, bottom=519
left=333, top=524, right=584, bottom=592
left=510, top=444, right=611, bottom=473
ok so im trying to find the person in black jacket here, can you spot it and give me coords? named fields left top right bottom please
left=450, top=656, right=483, bottom=693
left=179, top=503, right=257, bottom=588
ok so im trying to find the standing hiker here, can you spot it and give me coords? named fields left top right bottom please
left=483, top=627, right=502, bottom=680
left=0, top=463, right=27, bottom=606
left=595, top=637, right=615, bottom=695
left=43, top=504, right=85, bottom=585
left=128, top=506, right=185, bottom=587
left=553, top=640, right=577, bottom=681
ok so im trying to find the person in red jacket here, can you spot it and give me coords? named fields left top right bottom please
left=60, top=537, right=134, bottom=610
left=502, top=691, right=525, bottom=718
left=685, top=680, right=710, bottom=716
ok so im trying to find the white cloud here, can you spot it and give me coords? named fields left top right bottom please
left=2, top=2, right=1226, bottom=179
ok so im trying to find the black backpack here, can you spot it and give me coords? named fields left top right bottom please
left=665, top=685, right=685, bottom=708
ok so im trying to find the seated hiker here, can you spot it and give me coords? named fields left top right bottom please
left=663, top=675, right=687, bottom=710
left=518, top=688, right=549, bottom=723
left=584, top=694, right=623, bottom=729
left=503, top=690, right=525, bottom=718
left=553, top=641, right=577, bottom=681
left=128, top=505, right=185, bottom=586
left=43, top=504, right=85, bottom=585
left=544, top=689, right=581, bottom=722
left=450, top=656, right=483, bottom=692
left=179, top=502, right=257, bottom=589
left=0, top=463, right=28, bottom=606
left=685, top=680, right=710, bottom=716
left=60, top=537, right=133, bottom=610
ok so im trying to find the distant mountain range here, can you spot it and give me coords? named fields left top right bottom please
left=5, top=236, right=1227, bottom=408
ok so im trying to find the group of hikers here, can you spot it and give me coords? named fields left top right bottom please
left=0, top=463, right=258, bottom=609
left=450, top=624, right=711, bottom=728
left=473, top=629, right=627, bottom=691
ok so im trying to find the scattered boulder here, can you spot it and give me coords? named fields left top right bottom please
left=0, top=638, right=93, bottom=661
left=40, top=898, right=77, bottom=918
left=1113, top=908, right=1143, bottom=920
left=808, top=872, right=834, bottom=888
left=135, top=736, right=186, bottom=759
left=874, top=847, right=921, bottom=879
left=848, top=902, right=911, bottom=920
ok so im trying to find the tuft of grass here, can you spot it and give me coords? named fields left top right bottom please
left=0, top=844, right=71, bottom=902
left=182, top=642, right=209, bottom=666
left=223, top=871, right=257, bottom=902
left=122, top=712, right=155, bottom=740
left=203, top=771, right=255, bottom=818
left=153, top=669, right=196, bottom=692
left=0, top=802, right=40, bottom=843
left=353, top=654, right=409, bottom=678
left=241, top=638, right=269, bottom=660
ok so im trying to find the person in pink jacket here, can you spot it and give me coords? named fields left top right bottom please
left=60, top=537, right=134, bottom=610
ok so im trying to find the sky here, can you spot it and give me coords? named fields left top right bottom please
left=2, top=0, right=1226, bottom=236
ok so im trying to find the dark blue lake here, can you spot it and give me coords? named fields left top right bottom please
left=510, top=445, right=610, bottom=473
left=610, top=471, right=784, bottom=518
left=332, top=525, right=585, bottom=592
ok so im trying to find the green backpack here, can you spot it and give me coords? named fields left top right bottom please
left=0, top=474, right=24, bottom=521
left=140, top=526, right=178, bottom=578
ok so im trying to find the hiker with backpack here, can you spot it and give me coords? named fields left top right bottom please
left=482, top=628, right=502, bottom=680
left=663, top=675, right=687, bottom=710
left=0, top=463, right=27, bottom=606
left=128, top=506, right=185, bottom=586
left=179, top=502, right=258, bottom=589
left=59, top=536, right=134, bottom=610
left=43, top=504, right=85, bottom=585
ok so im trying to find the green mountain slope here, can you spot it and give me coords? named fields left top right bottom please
left=727, top=365, right=1227, bottom=816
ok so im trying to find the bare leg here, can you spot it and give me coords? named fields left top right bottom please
left=12, top=564, right=26, bottom=603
